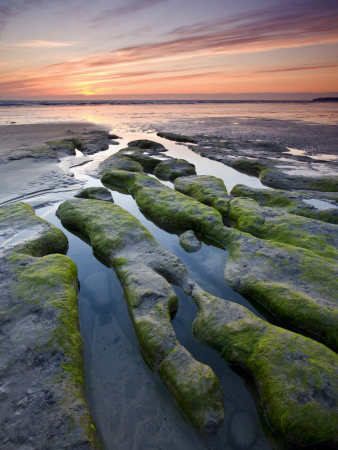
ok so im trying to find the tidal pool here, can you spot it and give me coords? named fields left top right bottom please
left=32, top=132, right=329, bottom=450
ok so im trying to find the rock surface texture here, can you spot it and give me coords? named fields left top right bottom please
left=102, top=169, right=338, bottom=352
left=56, top=198, right=224, bottom=435
left=0, top=203, right=98, bottom=449
left=57, top=193, right=338, bottom=446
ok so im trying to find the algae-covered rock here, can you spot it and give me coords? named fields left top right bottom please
left=75, top=186, right=113, bottom=202
left=260, top=168, right=338, bottom=192
left=231, top=184, right=338, bottom=224
left=191, top=287, right=338, bottom=446
left=56, top=198, right=224, bottom=434
left=55, top=196, right=338, bottom=445
left=179, top=230, right=202, bottom=253
left=175, top=175, right=230, bottom=217
left=101, top=170, right=225, bottom=236
left=223, top=227, right=338, bottom=351
left=157, top=131, right=197, bottom=144
left=101, top=170, right=338, bottom=351
left=0, top=202, right=98, bottom=448
left=114, top=147, right=168, bottom=173
left=100, top=147, right=195, bottom=182
left=127, top=139, right=166, bottom=152
left=186, top=134, right=338, bottom=192
left=99, top=154, right=144, bottom=174
left=154, top=158, right=196, bottom=181
left=228, top=196, right=338, bottom=261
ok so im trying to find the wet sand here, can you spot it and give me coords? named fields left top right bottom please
left=0, top=122, right=110, bottom=205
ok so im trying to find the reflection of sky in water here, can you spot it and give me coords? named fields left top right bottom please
left=7, top=110, right=331, bottom=449
left=304, top=198, right=338, bottom=210
left=32, top=137, right=284, bottom=449
left=1, top=103, right=338, bottom=127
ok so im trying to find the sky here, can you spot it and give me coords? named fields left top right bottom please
left=0, top=0, right=338, bottom=99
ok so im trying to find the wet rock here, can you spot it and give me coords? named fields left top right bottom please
left=179, top=230, right=202, bottom=252
left=118, top=147, right=167, bottom=173
left=191, top=287, right=338, bottom=446
left=101, top=170, right=338, bottom=351
left=154, top=158, right=196, bottom=181
left=185, top=134, right=338, bottom=192
left=56, top=199, right=224, bottom=435
left=229, top=411, right=257, bottom=449
left=75, top=129, right=111, bottom=155
left=75, top=187, right=113, bottom=202
left=260, top=168, right=338, bottom=192
left=175, top=175, right=230, bottom=217
left=223, top=227, right=338, bottom=351
left=100, top=153, right=144, bottom=174
left=157, top=131, right=197, bottom=144
left=127, top=139, right=166, bottom=152
left=0, top=202, right=98, bottom=448
left=231, top=184, right=338, bottom=224
left=228, top=196, right=338, bottom=261
left=101, top=170, right=224, bottom=235
left=47, top=129, right=112, bottom=157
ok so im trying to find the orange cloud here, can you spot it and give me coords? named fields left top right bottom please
left=1, top=0, right=338, bottom=97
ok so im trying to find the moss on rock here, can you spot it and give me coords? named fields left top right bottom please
left=75, top=186, right=113, bottom=202
left=174, top=175, right=230, bottom=217
left=228, top=196, right=338, bottom=261
left=99, top=154, right=144, bottom=173
left=231, top=184, right=338, bottom=224
left=191, top=287, right=338, bottom=445
left=0, top=202, right=98, bottom=448
left=154, top=158, right=196, bottom=181
left=127, top=139, right=166, bottom=152
left=179, top=230, right=202, bottom=253
left=101, top=170, right=225, bottom=237
left=101, top=170, right=338, bottom=351
left=56, top=198, right=224, bottom=434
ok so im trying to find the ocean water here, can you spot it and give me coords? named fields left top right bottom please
left=1, top=102, right=337, bottom=450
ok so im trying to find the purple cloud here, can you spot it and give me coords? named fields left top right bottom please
left=90, top=0, right=167, bottom=24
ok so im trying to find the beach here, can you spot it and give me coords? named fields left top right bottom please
left=0, top=102, right=337, bottom=450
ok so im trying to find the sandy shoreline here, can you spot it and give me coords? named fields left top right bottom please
left=0, top=122, right=112, bottom=205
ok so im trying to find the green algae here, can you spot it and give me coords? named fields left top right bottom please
left=191, top=288, right=338, bottom=445
left=0, top=202, right=98, bottom=447
left=154, top=158, right=196, bottom=181
left=56, top=198, right=224, bottom=434
left=75, top=186, right=113, bottom=202
left=101, top=170, right=225, bottom=237
left=174, top=175, right=230, bottom=218
left=100, top=154, right=144, bottom=174
left=231, top=183, right=338, bottom=224
left=228, top=196, right=338, bottom=261
left=127, top=139, right=166, bottom=151
left=101, top=170, right=338, bottom=351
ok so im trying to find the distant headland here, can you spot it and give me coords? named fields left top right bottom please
left=313, top=97, right=338, bottom=102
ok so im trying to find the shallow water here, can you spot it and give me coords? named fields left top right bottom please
left=2, top=103, right=336, bottom=449
left=27, top=132, right=290, bottom=450
left=303, top=198, right=338, bottom=210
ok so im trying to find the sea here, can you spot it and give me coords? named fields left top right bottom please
left=1, top=101, right=337, bottom=450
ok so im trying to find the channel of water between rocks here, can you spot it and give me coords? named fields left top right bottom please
left=28, top=132, right=322, bottom=449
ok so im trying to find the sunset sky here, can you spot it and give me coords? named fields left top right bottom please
left=0, top=0, right=338, bottom=99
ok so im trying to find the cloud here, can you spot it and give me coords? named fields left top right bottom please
left=0, top=0, right=46, bottom=37
left=2, top=0, right=338, bottom=95
left=90, top=0, right=167, bottom=23
left=7, top=40, right=81, bottom=48
left=255, top=64, right=338, bottom=74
